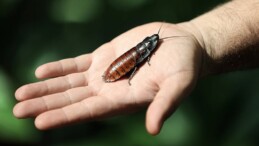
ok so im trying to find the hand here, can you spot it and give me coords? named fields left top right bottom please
left=13, top=22, right=203, bottom=135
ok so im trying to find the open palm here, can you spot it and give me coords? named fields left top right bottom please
left=14, top=22, right=203, bottom=135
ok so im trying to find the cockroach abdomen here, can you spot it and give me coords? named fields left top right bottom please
left=103, top=47, right=139, bottom=82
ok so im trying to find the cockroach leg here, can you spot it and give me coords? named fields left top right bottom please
left=128, top=67, right=138, bottom=85
left=147, top=56, right=151, bottom=66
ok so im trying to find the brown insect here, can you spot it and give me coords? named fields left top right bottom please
left=102, top=23, right=184, bottom=85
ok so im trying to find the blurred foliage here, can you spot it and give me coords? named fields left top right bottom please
left=0, top=0, right=259, bottom=145
left=0, top=68, right=40, bottom=144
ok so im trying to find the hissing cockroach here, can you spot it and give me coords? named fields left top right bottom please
left=102, top=23, right=185, bottom=85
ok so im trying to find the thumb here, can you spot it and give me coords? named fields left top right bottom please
left=146, top=76, right=192, bottom=135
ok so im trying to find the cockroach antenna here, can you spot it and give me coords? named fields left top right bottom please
left=159, top=35, right=187, bottom=40
left=157, top=22, right=187, bottom=40
left=157, top=22, right=164, bottom=35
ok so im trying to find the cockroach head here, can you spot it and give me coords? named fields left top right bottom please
left=148, top=34, right=159, bottom=51
left=151, top=34, right=159, bottom=41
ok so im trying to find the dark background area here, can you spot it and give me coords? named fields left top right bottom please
left=0, top=0, right=259, bottom=145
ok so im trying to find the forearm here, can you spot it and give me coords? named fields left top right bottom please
left=190, top=0, right=259, bottom=76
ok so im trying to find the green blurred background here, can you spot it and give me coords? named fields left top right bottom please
left=1, top=0, right=259, bottom=145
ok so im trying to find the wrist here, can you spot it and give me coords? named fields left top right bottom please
left=176, top=21, right=209, bottom=78
left=188, top=0, right=259, bottom=76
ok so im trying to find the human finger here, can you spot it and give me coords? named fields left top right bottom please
left=35, top=54, right=92, bottom=79
left=146, top=74, right=194, bottom=135
left=34, top=96, right=117, bottom=130
left=15, top=72, right=88, bottom=101
left=13, top=86, right=94, bottom=118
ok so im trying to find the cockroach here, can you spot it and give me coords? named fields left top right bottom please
left=102, top=23, right=185, bottom=85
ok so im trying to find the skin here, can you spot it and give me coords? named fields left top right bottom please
left=13, top=0, right=259, bottom=135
